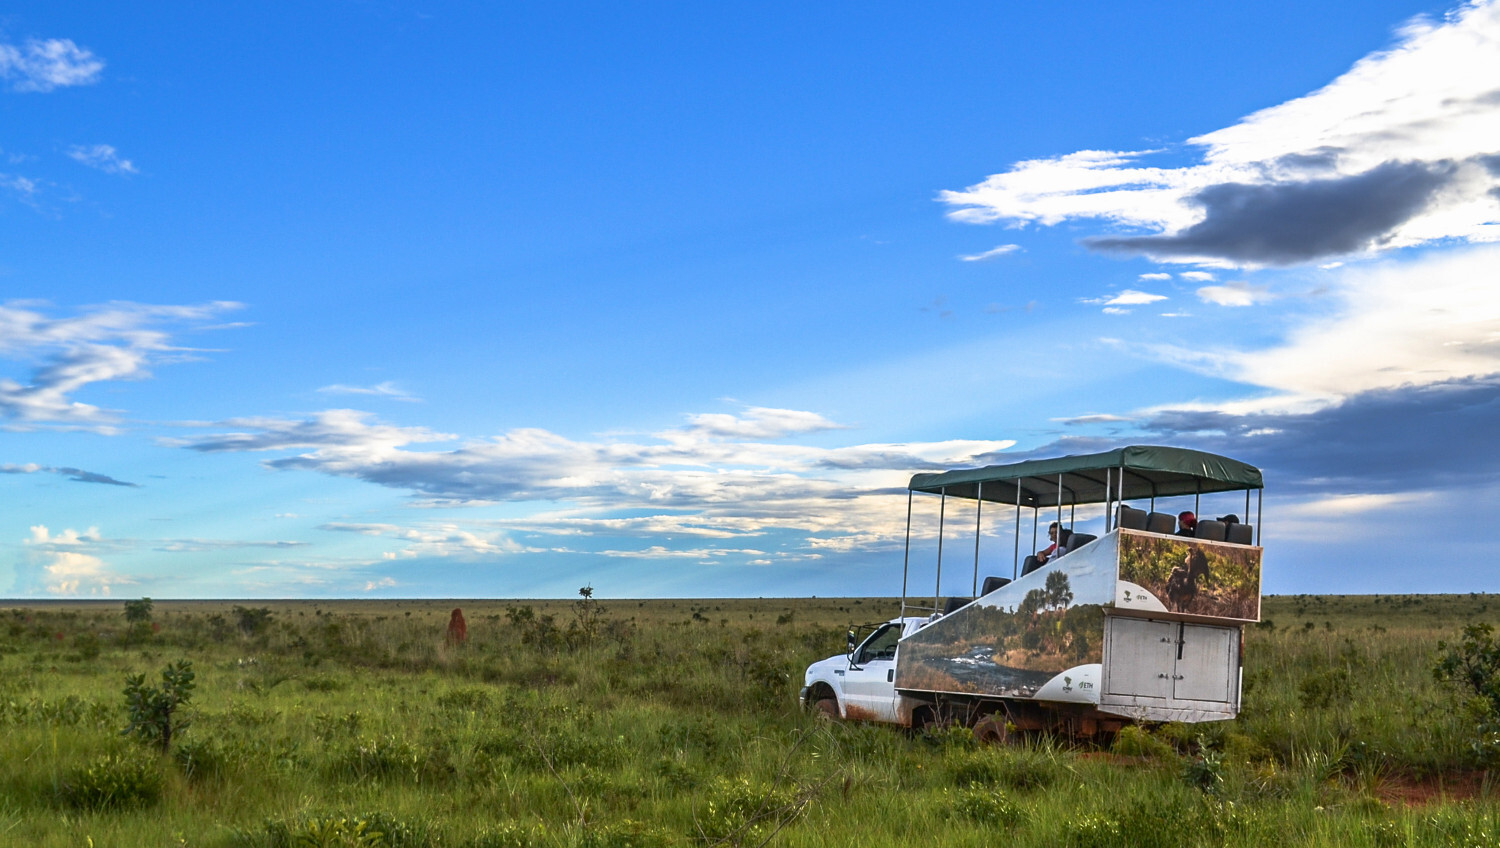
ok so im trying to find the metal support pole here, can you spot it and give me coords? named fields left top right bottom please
left=1256, top=488, right=1263, bottom=545
left=973, top=482, right=983, bottom=598
left=1105, top=467, right=1113, bottom=532
left=901, top=490, right=912, bottom=618
left=1245, top=488, right=1251, bottom=523
left=1013, top=480, right=1022, bottom=580
left=935, top=489, right=946, bottom=607
left=1031, top=507, right=1038, bottom=559
left=1056, top=474, right=1064, bottom=542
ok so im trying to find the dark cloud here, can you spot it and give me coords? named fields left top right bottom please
left=1138, top=376, right=1500, bottom=493
left=1, top=463, right=138, bottom=487
left=1088, top=160, right=1456, bottom=265
left=55, top=466, right=139, bottom=487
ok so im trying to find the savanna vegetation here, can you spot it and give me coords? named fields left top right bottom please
left=1, top=591, right=1498, bottom=847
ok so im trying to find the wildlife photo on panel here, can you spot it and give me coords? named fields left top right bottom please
left=1117, top=532, right=1262, bottom=621
left=898, top=570, right=1105, bottom=697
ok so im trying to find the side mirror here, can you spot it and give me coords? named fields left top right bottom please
left=846, top=630, right=857, bottom=652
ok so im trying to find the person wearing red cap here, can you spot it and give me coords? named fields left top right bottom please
left=1176, top=511, right=1198, bottom=538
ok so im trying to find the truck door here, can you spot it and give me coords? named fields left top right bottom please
left=842, top=622, right=902, bottom=723
left=1101, top=616, right=1241, bottom=718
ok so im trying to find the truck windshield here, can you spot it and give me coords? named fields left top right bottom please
left=857, top=624, right=901, bottom=664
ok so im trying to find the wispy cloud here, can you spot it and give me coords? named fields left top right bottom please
left=958, top=244, right=1021, bottom=262
left=316, top=381, right=421, bottom=402
left=178, top=407, right=1017, bottom=554
left=0, top=301, right=243, bottom=430
left=1, top=462, right=139, bottom=486
left=940, top=1, right=1500, bottom=266
left=66, top=144, right=137, bottom=175
left=0, top=38, right=104, bottom=93
left=1105, top=289, right=1168, bottom=306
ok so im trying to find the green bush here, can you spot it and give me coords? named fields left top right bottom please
left=123, top=659, right=195, bottom=753
left=947, top=786, right=1024, bottom=828
left=58, top=751, right=164, bottom=810
left=1112, top=725, right=1175, bottom=759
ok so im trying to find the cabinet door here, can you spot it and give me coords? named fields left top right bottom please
left=1173, top=624, right=1235, bottom=703
left=1104, top=617, right=1177, bottom=700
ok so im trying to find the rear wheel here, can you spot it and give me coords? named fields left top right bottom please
left=973, top=714, right=1012, bottom=745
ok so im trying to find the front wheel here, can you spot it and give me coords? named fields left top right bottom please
left=814, top=698, right=840, bottom=720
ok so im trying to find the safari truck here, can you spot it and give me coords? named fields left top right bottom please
left=800, top=445, right=1264, bottom=739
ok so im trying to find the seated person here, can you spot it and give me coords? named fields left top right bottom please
left=1176, top=511, right=1198, bottom=537
left=1217, top=513, right=1240, bottom=525
left=1036, top=522, right=1072, bottom=565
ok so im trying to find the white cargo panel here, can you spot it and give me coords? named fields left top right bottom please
left=1099, top=615, right=1240, bottom=722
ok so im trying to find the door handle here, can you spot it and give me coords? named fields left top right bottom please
left=887, top=669, right=894, bottom=682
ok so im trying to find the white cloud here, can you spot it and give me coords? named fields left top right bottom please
left=940, top=1, right=1500, bottom=266
left=364, top=577, right=397, bottom=591
left=24, top=524, right=129, bottom=595
left=316, top=381, right=420, bottom=402
left=1196, top=282, right=1274, bottom=307
left=1181, top=271, right=1216, bottom=282
left=0, top=39, right=103, bottom=93
left=66, top=144, right=137, bottom=175
left=1153, top=245, right=1500, bottom=401
left=958, top=244, right=1021, bottom=262
left=0, top=301, right=242, bottom=429
left=180, top=407, right=1019, bottom=555
left=672, top=406, right=846, bottom=441
left=1102, top=307, right=1130, bottom=315
left=1104, top=289, right=1169, bottom=306
left=321, top=521, right=522, bottom=558
left=1138, top=272, right=1172, bottom=281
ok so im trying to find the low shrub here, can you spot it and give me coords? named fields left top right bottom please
left=1112, top=725, right=1175, bottom=759
left=946, top=786, right=1024, bottom=828
left=58, top=751, right=164, bottom=810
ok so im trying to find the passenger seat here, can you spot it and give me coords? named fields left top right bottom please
left=1117, top=505, right=1148, bottom=531
left=1066, top=533, right=1098, bottom=552
left=1194, top=520, right=1227, bottom=542
left=1146, top=512, right=1176, bottom=535
left=981, top=575, right=1012, bottom=595
left=1226, top=523, right=1254, bottom=545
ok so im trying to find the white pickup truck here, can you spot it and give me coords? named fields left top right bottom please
left=799, top=445, right=1264, bottom=739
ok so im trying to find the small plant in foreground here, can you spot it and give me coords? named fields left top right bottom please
left=1434, top=623, right=1500, bottom=761
left=1182, top=738, right=1225, bottom=794
left=947, top=786, right=1024, bottom=828
left=123, top=659, right=195, bottom=753
left=58, top=751, right=164, bottom=810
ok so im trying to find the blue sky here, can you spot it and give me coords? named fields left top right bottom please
left=4, top=0, right=1499, bottom=599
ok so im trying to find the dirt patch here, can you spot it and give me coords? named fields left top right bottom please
left=1375, top=770, right=1490, bottom=807
left=842, top=704, right=881, bottom=723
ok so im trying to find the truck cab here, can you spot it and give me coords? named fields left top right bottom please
left=801, top=617, right=928, bottom=724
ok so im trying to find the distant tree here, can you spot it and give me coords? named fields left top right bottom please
left=232, top=606, right=273, bottom=637
left=124, top=597, right=153, bottom=624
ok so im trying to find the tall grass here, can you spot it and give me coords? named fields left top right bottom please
left=0, top=594, right=1494, bottom=847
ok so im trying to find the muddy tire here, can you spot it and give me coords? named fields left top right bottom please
left=973, top=714, right=1011, bottom=745
left=815, top=698, right=840, bottom=720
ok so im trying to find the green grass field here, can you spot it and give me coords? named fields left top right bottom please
left=1, top=593, right=1497, bottom=847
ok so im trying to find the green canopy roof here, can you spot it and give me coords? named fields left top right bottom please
left=908, top=445, right=1262, bottom=508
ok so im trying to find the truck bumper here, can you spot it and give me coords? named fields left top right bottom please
left=797, top=686, right=810, bottom=707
